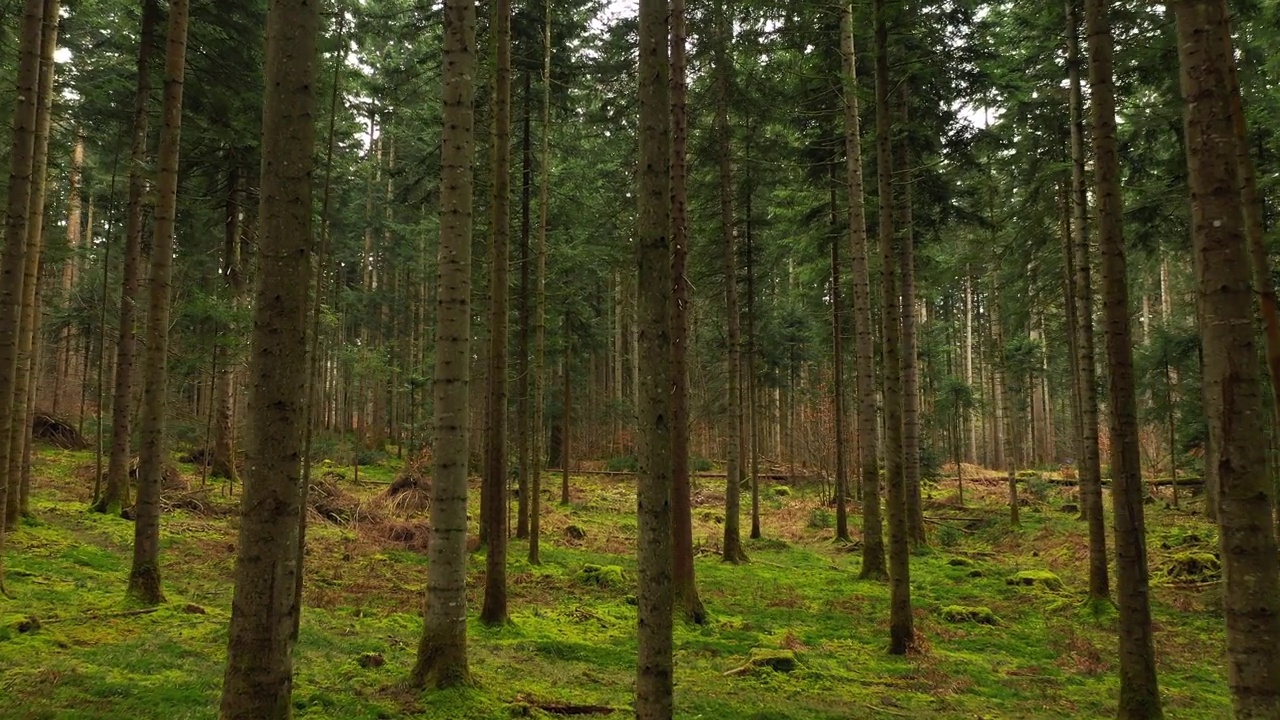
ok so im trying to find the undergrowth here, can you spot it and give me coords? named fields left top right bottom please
left=0, top=446, right=1232, bottom=718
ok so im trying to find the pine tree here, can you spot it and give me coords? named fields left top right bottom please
left=411, top=0, right=477, bottom=689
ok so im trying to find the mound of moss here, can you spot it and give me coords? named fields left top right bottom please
left=1159, top=551, right=1221, bottom=583
left=771, top=485, right=792, bottom=498
left=726, top=648, right=798, bottom=676
left=576, top=564, right=626, bottom=588
left=940, top=605, right=998, bottom=626
left=1006, top=570, right=1064, bottom=591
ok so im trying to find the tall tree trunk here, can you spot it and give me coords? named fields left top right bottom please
left=480, top=0, right=511, bottom=628
left=964, top=272, right=976, bottom=463
left=895, top=84, right=925, bottom=547
left=831, top=168, right=850, bottom=544
left=54, top=134, right=84, bottom=418
left=7, top=0, right=59, bottom=524
left=516, top=69, right=532, bottom=541
left=669, top=0, right=704, bottom=622
left=0, top=0, right=48, bottom=591
left=874, top=0, right=912, bottom=654
left=561, top=330, right=570, bottom=505
left=1085, top=0, right=1162, bottom=714
left=1067, top=0, right=1111, bottom=602
left=128, top=0, right=190, bottom=606
left=530, top=0, right=550, bottom=565
left=1175, top=3, right=1280, bottom=715
left=211, top=163, right=244, bottom=482
left=843, top=3, right=885, bottom=579
left=717, top=0, right=746, bottom=564
left=218, top=0, right=319, bottom=713
left=411, top=0, right=476, bottom=689
left=636, top=0, right=674, bottom=715
left=746, top=198, right=760, bottom=541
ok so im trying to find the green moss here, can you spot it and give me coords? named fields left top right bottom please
left=576, top=564, right=626, bottom=588
left=1006, top=570, right=1064, bottom=591
left=940, top=606, right=999, bottom=625
left=771, top=485, right=792, bottom=498
left=946, top=557, right=974, bottom=567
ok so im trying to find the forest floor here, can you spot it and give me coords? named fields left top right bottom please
left=0, top=445, right=1231, bottom=719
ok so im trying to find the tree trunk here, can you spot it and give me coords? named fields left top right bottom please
left=411, top=0, right=476, bottom=689
left=895, top=83, right=925, bottom=547
left=530, top=0, right=550, bottom=565
left=843, top=3, right=885, bottom=579
left=1085, top=0, right=1162, bottom=714
left=874, top=0, right=912, bottom=654
left=964, top=272, right=976, bottom=463
left=128, top=0, right=190, bottom=607
left=7, top=0, right=60, bottom=525
left=636, top=0, right=674, bottom=715
left=561, top=329, right=571, bottom=505
left=1067, top=0, right=1111, bottom=603
left=54, top=134, right=84, bottom=419
left=831, top=168, right=850, bottom=544
left=0, top=0, right=48, bottom=590
left=669, top=0, right=704, bottom=623
left=211, top=164, right=244, bottom=482
left=218, top=0, right=319, bottom=713
left=1175, top=3, right=1280, bottom=715
left=718, top=0, right=746, bottom=565
left=480, top=0, right=512, bottom=628
left=516, top=69, right=532, bottom=541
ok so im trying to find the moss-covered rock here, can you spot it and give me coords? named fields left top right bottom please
left=1159, top=551, right=1221, bottom=583
left=946, top=557, right=974, bottom=567
left=576, top=564, right=626, bottom=588
left=1006, top=570, right=1064, bottom=591
left=940, top=605, right=998, bottom=625
left=771, top=485, right=792, bottom=498
left=564, top=524, right=587, bottom=540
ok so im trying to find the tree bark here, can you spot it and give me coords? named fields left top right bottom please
left=842, top=3, right=885, bottom=579
left=874, top=0, right=913, bottom=655
left=1085, top=0, right=1161, bottom=714
left=480, top=0, right=512, bottom=628
left=218, top=0, right=320, bottom=714
left=895, top=83, right=925, bottom=548
left=717, top=0, right=746, bottom=565
left=516, top=69, right=532, bottom=541
left=411, top=0, right=476, bottom=690
left=1175, top=3, right=1280, bottom=715
left=636, top=0, right=674, bottom=715
left=1067, top=0, right=1111, bottom=603
left=211, top=163, right=244, bottom=482
left=669, top=0, right=705, bottom=623
left=530, top=0, right=550, bottom=566
left=128, top=0, right=190, bottom=606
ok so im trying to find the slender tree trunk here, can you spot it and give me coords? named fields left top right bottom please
left=1085, top=0, right=1161, bottom=714
left=717, top=0, right=746, bottom=565
left=964, top=273, right=976, bottom=464
left=895, top=84, right=925, bottom=547
left=7, top=0, right=59, bottom=524
left=669, top=0, right=704, bottom=622
left=746, top=205, right=760, bottom=541
left=218, top=0, right=319, bottom=713
left=561, top=329, right=570, bottom=505
left=1067, top=0, right=1111, bottom=602
left=0, top=0, right=47, bottom=591
left=516, top=70, right=532, bottom=541
left=843, top=3, right=885, bottom=578
left=480, top=0, right=512, bottom=627
left=1175, top=3, right=1280, bottom=715
left=54, top=135, right=85, bottom=418
left=636, top=0, right=674, bottom=714
left=874, top=0, right=912, bottom=654
left=411, top=0, right=476, bottom=689
left=211, top=164, right=244, bottom=482
left=128, top=0, right=190, bottom=606
left=529, top=0, right=550, bottom=565
left=831, top=169, right=850, bottom=544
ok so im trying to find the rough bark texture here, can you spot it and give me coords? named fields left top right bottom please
left=1085, top=0, right=1161, bottom=714
left=669, top=0, right=705, bottom=623
left=211, top=164, right=244, bottom=483
left=1175, top=3, right=1280, bottom=715
left=529, top=0, right=550, bottom=566
left=717, top=0, right=746, bottom=565
left=844, top=0, right=887, bottom=577
left=129, top=0, right=190, bottom=607
left=218, top=0, right=319, bottom=713
left=7, top=0, right=59, bottom=525
left=895, top=85, right=925, bottom=548
left=635, top=0, right=674, bottom=715
left=516, top=70, right=532, bottom=541
left=411, top=0, right=475, bottom=689
left=874, top=0, right=912, bottom=654
left=831, top=186, right=850, bottom=544
left=1067, top=0, right=1110, bottom=602
left=100, top=0, right=159, bottom=515
left=480, top=0, right=511, bottom=628
left=0, top=0, right=48, bottom=589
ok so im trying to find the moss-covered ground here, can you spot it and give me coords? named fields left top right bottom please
left=0, top=447, right=1231, bottom=718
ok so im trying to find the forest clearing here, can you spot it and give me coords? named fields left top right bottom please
left=0, top=448, right=1233, bottom=718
